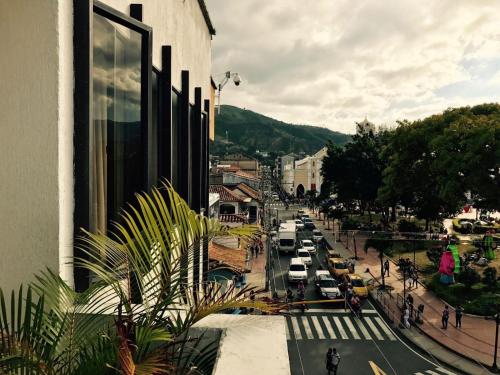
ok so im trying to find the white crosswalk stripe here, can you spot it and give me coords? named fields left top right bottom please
left=353, top=318, right=372, bottom=340
left=414, top=366, right=456, bottom=375
left=320, top=316, right=337, bottom=339
left=291, top=317, right=303, bottom=340
left=364, top=317, right=384, bottom=340
left=286, top=314, right=397, bottom=341
left=301, top=316, right=314, bottom=339
left=342, top=316, right=361, bottom=340
left=374, top=316, right=397, bottom=341
left=333, top=316, right=349, bottom=339
left=311, top=316, right=326, bottom=339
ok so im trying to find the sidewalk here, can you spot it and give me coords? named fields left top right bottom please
left=245, top=236, right=268, bottom=290
left=307, top=210, right=495, bottom=373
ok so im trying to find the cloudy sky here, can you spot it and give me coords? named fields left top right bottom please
left=207, top=0, right=500, bottom=134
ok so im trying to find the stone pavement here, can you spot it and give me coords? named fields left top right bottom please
left=307, top=209, right=494, bottom=374
left=245, top=236, right=268, bottom=291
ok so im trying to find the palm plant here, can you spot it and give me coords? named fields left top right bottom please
left=0, top=182, right=272, bottom=374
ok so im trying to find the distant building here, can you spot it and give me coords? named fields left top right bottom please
left=356, top=116, right=376, bottom=134
left=219, top=154, right=261, bottom=177
left=209, top=183, right=261, bottom=224
left=293, top=147, right=328, bottom=197
left=277, top=154, right=298, bottom=194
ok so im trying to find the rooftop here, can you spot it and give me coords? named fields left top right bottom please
left=209, top=241, right=248, bottom=272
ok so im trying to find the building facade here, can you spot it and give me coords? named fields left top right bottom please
left=0, top=0, right=215, bottom=293
left=292, top=147, right=328, bottom=197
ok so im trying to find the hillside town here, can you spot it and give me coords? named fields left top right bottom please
left=1, top=1, right=499, bottom=375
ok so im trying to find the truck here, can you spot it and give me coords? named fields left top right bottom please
left=278, top=222, right=296, bottom=253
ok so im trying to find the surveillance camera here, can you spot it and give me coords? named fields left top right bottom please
left=233, top=73, right=241, bottom=86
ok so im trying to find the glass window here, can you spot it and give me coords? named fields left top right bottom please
left=91, top=12, right=144, bottom=232
left=151, top=69, right=159, bottom=185
left=171, top=89, right=180, bottom=189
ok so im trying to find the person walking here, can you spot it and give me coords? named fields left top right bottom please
left=406, top=294, right=414, bottom=318
left=383, top=259, right=390, bottom=277
left=411, top=269, right=419, bottom=288
left=326, top=347, right=340, bottom=375
left=442, top=305, right=449, bottom=329
left=456, top=304, right=463, bottom=328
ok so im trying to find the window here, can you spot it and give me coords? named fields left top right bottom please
left=91, top=10, right=147, bottom=231
left=171, top=88, right=180, bottom=190
left=74, top=2, right=152, bottom=290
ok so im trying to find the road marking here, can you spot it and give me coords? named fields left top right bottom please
left=311, top=316, right=326, bottom=339
left=353, top=318, right=372, bottom=339
left=374, top=316, right=397, bottom=341
left=364, top=317, right=384, bottom=340
left=333, top=316, right=349, bottom=339
left=425, top=371, right=440, bottom=375
left=285, top=319, right=291, bottom=340
left=301, top=316, right=314, bottom=339
left=291, top=317, right=303, bottom=340
left=369, top=361, right=388, bottom=375
left=342, top=316, right=361, bottom=339
left=435, top=367, right=456, bottom=375
left=321, top=316, right=337, bottom=339
left=304, top=308, right=377, bottom=313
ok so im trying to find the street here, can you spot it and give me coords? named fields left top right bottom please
left=268, top=204, right=462, bottom=375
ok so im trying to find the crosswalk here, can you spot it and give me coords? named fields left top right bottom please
left=414, top=367, right=457, bottom=375
left=286, top=314, right=397, bottom=341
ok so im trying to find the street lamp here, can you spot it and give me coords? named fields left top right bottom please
left=216, top=71, right=241, bottom=114
left=493, top=303, right=500, bottom=372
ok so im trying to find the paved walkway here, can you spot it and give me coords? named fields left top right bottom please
left=246, top=236, right=268, bottom=290
left=307, top=210, right=496, bottom=372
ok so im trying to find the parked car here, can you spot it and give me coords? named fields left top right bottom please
left=297, top=209, right=305, bottom=216
left=288, top=258, right=308, bottom=284
left=342, top=273, right=368, bottom=297
left=300, top=239, right=316, bottom=254
left=294, top=219, right=305, bottom=230
left=325, top=249, right=342, bottom=264
left=303, top=218, right=315, bottom=230
left=328, top=259, right=350, bottom=278
left=314, top=270, right=341, bottom=300
left=300, top=214, right=310, bottom=221
left=296, top=248, right=312, bottom=267
left=312, top=229, right=323, bottom=243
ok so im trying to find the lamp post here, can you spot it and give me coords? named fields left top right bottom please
left=493, top=303, right=500, bottom=372
left=216, top=71, right=241, bottom=114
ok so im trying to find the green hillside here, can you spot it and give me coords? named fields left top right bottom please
left=211, top=105, right=350, bottom=158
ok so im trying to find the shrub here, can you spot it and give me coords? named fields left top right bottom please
left=482, top=267, right=498, bottom=290
left=426, top=246, right=443, bottom=268
left=464, top=293, right=500, bottom=316
left=398, top=219, right=422, bottom=233
left=457, top=267, right=481, bottom=289
left=341, top=217, right=361, bottom=230
left=471, top=282, right=486, bottom=293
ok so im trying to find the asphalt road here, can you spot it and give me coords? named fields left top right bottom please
left=268, top=203, right=462, bottom=375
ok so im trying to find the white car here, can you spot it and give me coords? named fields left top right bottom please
left=294, top=219, right=304, bottom=230
left=312, top=229, right=323, bottom=243
left=296, top=248, right=312, bottom=267
left=300, top=239, right=316, bottom=254
left=314, top=270, right=341, bottom=299
left=288, top=258, right=308, bottom=284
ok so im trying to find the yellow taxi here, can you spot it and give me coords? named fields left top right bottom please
left=328, top=258, right=350, bottom=278
left=342, top=273, right=368, bottom=298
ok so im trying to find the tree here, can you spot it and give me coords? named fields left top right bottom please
left=0, top=183, right=270, bottom=374
left=364, top=235, right=392, bottom=289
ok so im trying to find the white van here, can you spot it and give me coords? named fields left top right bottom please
left=288, top=258, right=308, bottom=284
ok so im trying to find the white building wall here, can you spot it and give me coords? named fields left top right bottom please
left=0, top=0, right=213, bottom=293
left=0, top=0, right=63, bottom=294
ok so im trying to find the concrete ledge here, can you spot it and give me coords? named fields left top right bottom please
left=194, top=315, right=291, bottom=375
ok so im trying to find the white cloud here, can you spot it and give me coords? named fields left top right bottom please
left=208, top=0, right=500, bottom=133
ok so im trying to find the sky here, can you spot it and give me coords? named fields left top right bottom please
left=207, top=0, right=500, bottom=134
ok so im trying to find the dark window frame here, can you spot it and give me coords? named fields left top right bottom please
left=73, top=0, right=152, bottom=291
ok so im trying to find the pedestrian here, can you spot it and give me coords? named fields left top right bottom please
left=406, top=294, right=414, bottom=318
left=383, top=259, right=390, bottom=277
left=253, top=243, right=258, bottom=259
left=326, top=348, right=333, bottom=375
left=411, top=269, right=419, bottom=288
left=456, top=304, right=463, bottom=328
left=403, top=306, right=410, bottom=329
left=442, top=305, right=449, bottom=329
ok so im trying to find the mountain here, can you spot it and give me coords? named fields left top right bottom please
left=211, top=105, right=351, bottom=158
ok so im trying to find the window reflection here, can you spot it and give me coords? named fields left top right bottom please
left=91, top=13, right=143, bottom=233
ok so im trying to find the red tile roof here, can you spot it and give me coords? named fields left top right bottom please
left=209, top=185, right=244, bottom=202
left=209, top=241, right=248, bottom=272
left=234, top=183, right=261, bottom=201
